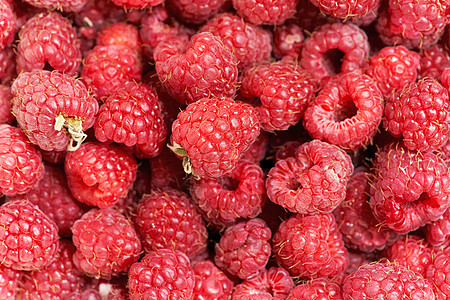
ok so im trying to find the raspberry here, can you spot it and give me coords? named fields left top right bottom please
left=309, top=0, right=379, bottom=20
left=134, top=188, right=208, bottom=259
left=274, top=140, right=304, bottom=162
left=148, top=147, right=188, bottom=191
left=383, top=78, right=450, bottom=152
left=11, top=70, right=98, bottom=152
left=272, top=24, right=304, bottom=60
left=0, top=124, right=44, bottom=196
left=190, top=159, right=266, bottom=227
left=240, top=60, right=317, bottom=132
left=266, top=139, right=353, bottom=215
left=111, top=0, right=163, bottom=9
left=64, top=142, right=137, bottom=208
left=200, top=13, right=272, bottom=70
left=166, top=0, right=229, bottom=25
left=16, top=12, right=82, bottom=77
left=0, top=264, right=21, bottom=299
left=240, top=131, right=269, bottom=163
left=425, top=246, right=450, bottom=299
left=286, top=278, right=343, bottom=300
left=192, top=260, right=234, bottom=300
left=419, top=44, right=450, bottom=81
left=0, top=200, right=59, bottom=271
left=214, top=218, right=272, bottom=280
left=71, top=207, right=142, bottom=278
left=170, top=97, right=260, bottom=179
left=303, top=71, right=383, bottom=150
left=232, top=0, right=298, bottom=25
left=128, top=249, right=195, bottom=300
left=343, top=262, right=436, bottom=299
left=93, top=81, right=167, bottom=158
left=0, top=84, right=13, bottom=124
left=369, top=142, right=450, bottom=234
left=426, top=208, right=450, bottom=246
left=96, top=22, right=140, bottom=50
left=272, top=212, right=348, bottom=279
left=154, top=32, right=238, bottom=105
left=0, top=0, right=15, bottom=49
left=22, top=0, right=88, bottom=11
left=0, top=46, right=16, bottom=84
left=300, top=22, right=370, bottom=83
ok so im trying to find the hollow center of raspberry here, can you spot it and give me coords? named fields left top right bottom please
left=333, top=98, right=358, bottom=122
left=44, top=61, right=54, bottom=72
left=322, top=49, right=345, bottom=75
left=286, top=179, right=301, bottom=191
left=217, top=176, right=240, bottom=191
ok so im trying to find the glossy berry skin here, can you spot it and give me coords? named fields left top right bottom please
left=0, top=0, right=15, bottom=49
left=0, top=264, right=21, bottom=300
left=22, top=0, right=88, bottom=11
left=286, top=278, right=343, bottom=300
left=310, top=0, right=379, bottom=20
left=166, top=0, right=228, bottom=25
left=96, top=22, right=140, bottom=50
left=154, top=32, right=238, bottom=105
left=0, top=125, right=44, bottom=196
left=419, top=44, right=450, bottom=81
left=71, top=208, right=142, bottom=279
left=0, top=46, right=15, bottom=84
left=426, top=247, right=450, bottom=299
left=192, top=260, right=234, bottom=300
left=0, top=200, right=59, bottom=271
left=128, top=249, right=195, bottom=300
left=232, top=0, right=298, bottom=25
left=426, top=208, right=450, bottom=246
left=0, top=85, right=13, bottom=124
left=111, top=0, right=163, bottom=9
left=273, top=24, right=304, bottom=59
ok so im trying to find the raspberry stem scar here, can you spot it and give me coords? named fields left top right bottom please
left=54, top=114, right=87, bottom=151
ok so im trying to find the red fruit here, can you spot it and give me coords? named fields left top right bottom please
left=426, top=246, right=450, bottom=299
left=166, top=0, right=229, bottom=25
left=0, top=0, right=15, bottom=49
left=0, top=265, right=21, bottom=299
left=240, top=131, right=269, bottom=163
left=309, top=0, right=379, bottom=20
left=111, top=0, right=163, bottom=9
left=192, top=260, right=234, bottom=300
left=426, top=208, right=450, bottom=246
left=22, top=0, right=88, bottom=11
left=148, top=147, right=188, bottom=191
left=0, top=46, right=16, bottom=84
left=0, top=84, right=13, bottom=124
left=273, top=24, right=304, bottom=59
left=232, top=0, right=298, bottom=25
left=286, top=278, right=343, bottom=300
left=128, top=249, right=195, bottom=300
left=419, top=44, right=450, bottom=81
left=96, top=22, right=140, bottom=50
left=71, top=208, right=142, bottom=278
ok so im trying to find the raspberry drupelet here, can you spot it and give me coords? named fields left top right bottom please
left=426, top=208, right=450, bottom=246
left=21, top=0, right=88, bottom=11
left=0, top=46, right=16, bottom=84
left=426, top=246, right=450, bottom=299
left=0, top=0, right=15, bottom=50
left=0, top=85, right=13, bottom=124
left=96, top=22, right=140, bottom=50
left=0, top=264, right=21, bottom=299
left=111, top=0, right=163, bottom=9
left=286, top=278, right=343, bottom=300
left=192, top=260, right=234, bottom=300
left=166, top=0, right=229, bottom=25
left=272, top=24, right=304, bottom=60
left=309, top=0, right=379, bottom=21
left=419, top=44, right=450, bottom=81
left=232, top=0, right=298, bottom=25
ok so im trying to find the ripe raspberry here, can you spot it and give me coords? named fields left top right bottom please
left=93, top=81, right=167, bottom=158
left=232, top=0, right=298, bottom=25
left=425, top=246, right=450, bottom=299
left=272, top=213, right=348, bottom=279
left=166, top=0, right=229, bottom=25
left=64, top=142, right=137, bottom=208
left=273, top=24, right=304, bottom=60
left=11, top=70, right=98, bottom=152
left=0, top=265, right=21, bottom=300
left=419, top=44, right=450, bottom=81
left=0, top=0, right=15, bottom=49
left=286, top=278, right=343, bottom=300
left=0, top=200, right=59, bottom=271
left=71, top=207, right=142, bottom=278
left=369, top=142, right=450, bottom=234
left=240, top=131, right=269, bottom=163
left=303, top=71, right=383, bottom=150
left=23, top=0, right=88, bottom=10
left=96, top=22, right=140, bottom=50
left=300, top=22, right=370, bottom=83
left=190, top=159, right=266, bottom=227
left=274, top=140, right=304, bottom=162
left=170, top=97, right=260, bottom=179
left=426, top=208, right=450, bottom=246
left=200, top=13, right=272, bottom=70
left=111, top=0, right=163, bottom=9
left=0, top=46, right=16, bottom=84
left=39, top=149, right=66, bottom=165
left=364, top=45, right=420, bottom=97
left=214, top=218, right=272, bottom=280
left=309, top=0, right=379, bottom=20
left=16, top=12, right=81, bottom=76
left=0, top=124, right=44, bottom=196
left=266, top=139, right=353, bottom=215
left=148, top=147, right=188, bottom=191
left=294, top=0, right=328, bottom=32
left=128, top=249, right=195, bottom=300
left=383, top=78, right=450, bottom=152
left=192, top=260, right=234, bottom=300
left=0, top=84, right=13, bottom=124
left=240, top=60, right=317, bottom=131
left=154, top=32, right=238, bottom=105
left=343, top=262, right=436, bottom=299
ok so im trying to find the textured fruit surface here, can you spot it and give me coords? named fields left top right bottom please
left=0, top=0, right=15, bottom=49
left=426, top=246, right=450, bottom=299
left=232, top=0, right=298, bottom=25
left=166, top=0, right=228, bottom=25
left=309, top=0, right=379, bottom=20
left=192, top=260, right=234, bottom=300
left=286, top=278, right=343, bottom=300
left=426, top=208, right=450, bottom=246
left=22, top=0, right=88, bottom=10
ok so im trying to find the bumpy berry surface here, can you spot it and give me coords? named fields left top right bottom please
left=426, top=246, right=450, bottom=299
left=166, top=0, right=228, bottom=25
left=232, top=0, right=298, bottom=25
left=148, top=147, right=187, bottom=191
left=192, top=260, right=234, bottom=300
left=286, top=278, right=343, bottom=300
left=0, top=85, right=13, bottom=124
left=426, top=208, right=450, bottom=246
left=0, top=265, right=21, bottom=299
left=273, top=24, right=304, bottom=59
left=419, top=44, right=450, bottom=81
left=0, top=46, right=15, bottom=84
left=111, top=0, right=163, bottom=9
left=22, top=0, right=88, bottom=11
left=0, top=0, right=14, bottom=50
left=96, top=22, right=140, bottom=49
left=309, top=0, right=379, bottom=20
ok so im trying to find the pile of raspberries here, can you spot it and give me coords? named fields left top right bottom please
left=3, top=0, right=450, bottom=298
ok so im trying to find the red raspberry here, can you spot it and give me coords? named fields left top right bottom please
left=96, top=22, right=140, bottom=50
left=364, top=45, right=420, bottom=97
left=0, top=0, right=15, bottom=49
left=300, top=22, right=370, bottom=83
left=192, top=260, right=234, bottom=300
left=336, top=250, right=377, bottom=284
left=383, top=78, right=450, bottom=152
left=294, top=0, right=328, bottom=32
left=170, top=97, right=260, bottom=179
left=0, top=124, right=44, bottom=196
left=419, top=44, right=450, bottom=81
left=190, top=159, right=266, bottom=227
left=22, top=0, right=88, bottom=10
left=369, top=142, right=450, bottom=234
left=426, top=208, right=450, bottom=246
left=148, top=147, right=188, bottom=191
left=71, top=208, right=142, bottom=278
left=426, top=246, right=450, bottom=299
left=0, top=46, right=16, bottom=84
left=64, top=142, right=137, bottom=208
left=272, top=212, right=348, bottom=279
left=343, top=262, right=435, bottom=299
left=200, top=13, right=272, bottom=70
left=240, top=131, right=269, bottom=163
left=309, top=0, right=379, bottom=20
left=166, top=0, right=229, bottom=25
left=39, top=149, right=66, bottom=165
left=232, top=0, right=298, bottom=25
left=240, top=60, right=317, bottom=132
left=273, top=140, right=304, bottom=162
left=0, top=264, right=21, bottom=299
left=111, top=0, right=163, bottom=9
left=0, top=200, right=59, bottom=271
left=273, top=24, right=304, bottom=60
left=266, top=140, right=353, bottom=215
left=128, top=249, right=195, bottom=300
left=93, top=81, right=167, bottom=158
left=11, top=70, right=98, bottom=152
left=286, top=278, right=343, bottom=300
left=0, top=84, right=13, bottom=124
left=303, top=71, right=383, bottom=150
left=214, top=218, right=272, bottom=280
left=16, top=12, right=81, bottom=77
left=154, top=32, right=238, bottom=105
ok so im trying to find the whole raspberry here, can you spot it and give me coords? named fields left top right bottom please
left=364, top=45, right=420, bottom=97
left=190, top=159, right=266, bottom=228
left=286, top=278, right=343, bottom=300
left=383, top=78, right=450, bottom=152
left=240, top=60, right=317, bottom=132
left=343, top=262, right=436, bottom=299
left=0, top=124, right=44, bottom=196
left=369, top=142, right=450, bottom=234
left=300, top=22, right=370, bottom=83
left=128, top=249, right=195, bottom=300
left=0, top=200, right=59, bottom=271
left=309, top=0, right=379, bottom=20
left=419, top=44, right=450, bottom=81
left=200, top=13, right=272, bottom=70
left=232, top=0, right=298, bottom=25
left=0, top=265, right=21, bottom=300
left=266, top=139, right=353, bottom=215
left=214, top=218, right=272, bottom=280
left=16, top=12, right=82, bottom=77
left=303, top=71, right=383, bottom=150
left=0, top=46, right=16, bottom=84
left=111, top=0, right=163, bottom=9
left=71, top=207, right=142, bottom=278
left=0, top=0, right=15, bottom=50
left=273, top=24, right=304, bottom=59
left=96, top=22, right=140, bottom=50
left=240, top=131, right=269, bottom=163
left=426, top=246, right=450, bottom=299
left=192, top=260, right=234, bottom=300
left=93, top=81, right=167, bottom=158
left=426, top=208, right=450, bottom=246
left=272, top=213, right=348, bottom=279
left=11, top=70, right=99, bottom=152
left=64, top=142, right=137, bottom=208
left=0, top=84, right=13, bottom=124
left=22, top=0, right=88, bottom=11
left=170, top=97, right=260, bottom=179
left=166, top=0, right=229, bottom=25
left=155, top=32, right=238, bottom=105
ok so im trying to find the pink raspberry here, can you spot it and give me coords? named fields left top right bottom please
left=96, top=22, right=140, bottom=50
left=309, top=0, right=379, bottom=20
left=426, top=208, right=450, bottom=246
left=0, top=84, right=13, bottom=124
left=148, top=147, right=188, bottom=191
left=0, top=0, right=15, bottom=49
left=286, top=278, right=343, bottom=300
left=272, top=24, right=304, bottom=59
left=0, top=264, right=21, bottom=299
left=166, top=0, right=229, bottom=25
left=22, top=0, right=88, bottom=11
left=0, top=46, right=16, bottom=84
left=192, top=260, right=234, bottom=300
left=240, top=131, right=269, bottom=163
left=111, top=0, right=163, bottom=9
left=232, top=0, right=298, bottom=25
left=419, top=44, right=450, bottom=81
left=426, top=246, right=450, bottom=299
